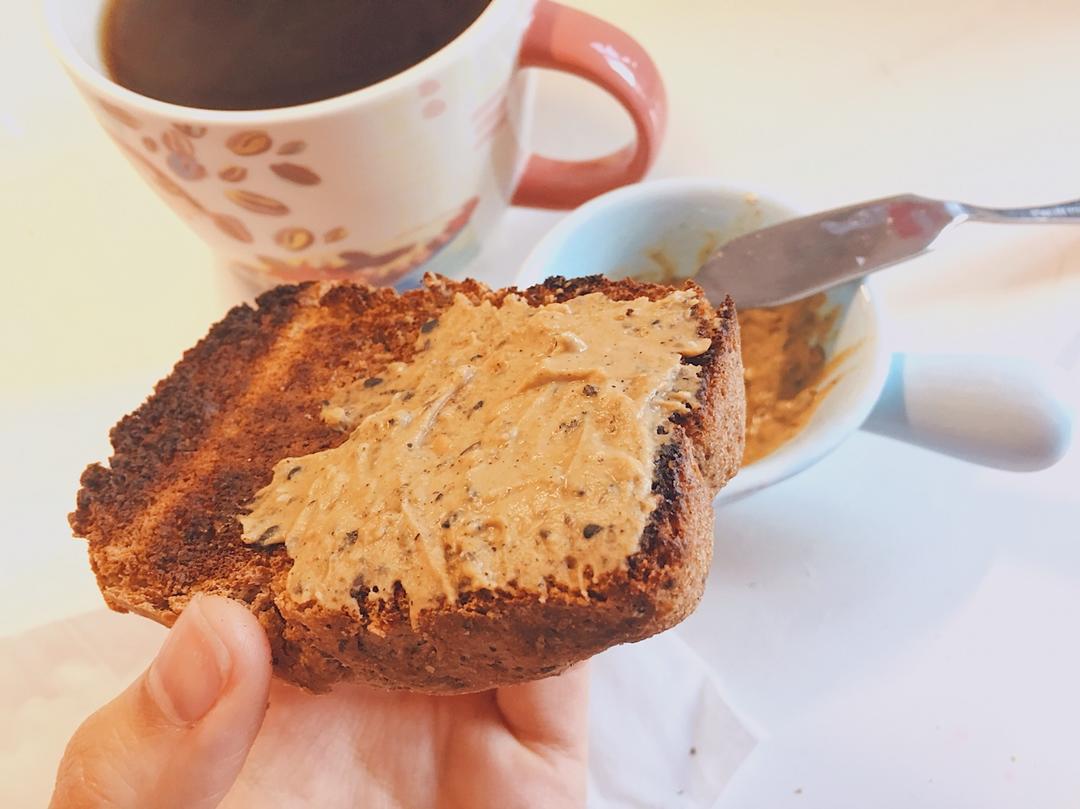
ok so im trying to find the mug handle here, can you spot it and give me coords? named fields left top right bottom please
left=511, top=0, right=667, bottom=210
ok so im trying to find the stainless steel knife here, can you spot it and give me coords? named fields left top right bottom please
left=695, top=194, right=1080, bottom=309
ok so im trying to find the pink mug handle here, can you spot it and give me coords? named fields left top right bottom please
left=511, top=0, right=667, bottom=210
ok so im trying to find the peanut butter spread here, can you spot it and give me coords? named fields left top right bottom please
left=240, top=290, right=712, bottom=623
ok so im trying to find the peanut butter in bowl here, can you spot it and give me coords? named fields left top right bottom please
left=738, top=294, right=840, bottom=465
left=632, top=251, right=847, bottom=466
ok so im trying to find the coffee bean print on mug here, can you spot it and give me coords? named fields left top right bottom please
left=227, top=130, right=273, bottom=156
left=172, top=123, right=207, bottom=138
left=271, top=163, right=321, bottom=186
left=277, top=140, right=306, bottom=155
left=167, top=151, right=207, bottom=181
left=212, top=213, right=254, bottom=243
left=161, top=129, right=195, bottom=157
left=218, top=166, right=248, bottom=183
left=98, top=109, right=474, bottom=281
left=226, top=189, right=291, bottom=216
left=246, top=195, right=482, bottom=286
left=419, top=78, right=447, bottom=119
left=160, top=128, right=206, bottom=180
left=275, top=227, right=315, bottom=251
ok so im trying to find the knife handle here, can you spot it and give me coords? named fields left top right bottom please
left=959, top=198, right=1080, bottom=224
left=861, top=354, right=1073, bottom=471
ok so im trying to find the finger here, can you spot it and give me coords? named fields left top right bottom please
left=495, top=661, right=590, bottom=756
left=51, top=595, right=272, bottom=809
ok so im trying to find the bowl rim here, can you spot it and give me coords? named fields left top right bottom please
left=514, top=176, right=893, bottom=503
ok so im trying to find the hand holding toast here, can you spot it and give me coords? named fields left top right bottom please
left=51, top=595, right=589, bottom=809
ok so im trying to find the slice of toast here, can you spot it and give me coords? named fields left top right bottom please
left=70, top=275, right=744, bottom=693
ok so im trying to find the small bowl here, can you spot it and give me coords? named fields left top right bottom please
left=516, top=178, right=1073, bottom=500
left=515, top=178, right=891, bottom=503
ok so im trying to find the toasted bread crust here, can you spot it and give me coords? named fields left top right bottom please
left=71, top=276, right=743, bottom=692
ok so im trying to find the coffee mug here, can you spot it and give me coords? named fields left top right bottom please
left=44, top=0, right=666, bottom=290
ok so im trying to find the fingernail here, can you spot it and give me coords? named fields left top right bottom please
left=147, top=595, right=232, bottom=725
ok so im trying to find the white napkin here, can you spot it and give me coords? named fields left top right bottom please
left=588, top=633, right=757, bottom=808
left=0, top=611, right=755, bottom=807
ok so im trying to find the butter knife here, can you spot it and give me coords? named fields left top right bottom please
left=696, top=194, right=1080, bottom=308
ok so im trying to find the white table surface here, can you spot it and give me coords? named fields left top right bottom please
left=3, top=1, right=1080, bottom=806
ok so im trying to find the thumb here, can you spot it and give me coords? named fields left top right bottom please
left=495, top=661, right=590, bottom=757
left=51, top=595, right=272, bottom=809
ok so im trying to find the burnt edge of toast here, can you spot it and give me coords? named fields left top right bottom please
left=71, top=274, right=742, bottom=692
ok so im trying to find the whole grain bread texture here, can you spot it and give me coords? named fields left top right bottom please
left=71, top=275, right=744, bottom=693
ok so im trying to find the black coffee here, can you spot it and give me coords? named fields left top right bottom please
left=101, top=0, right=493, bottom=110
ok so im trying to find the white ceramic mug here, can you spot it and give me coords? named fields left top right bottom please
left=516, top=179, right=1074, bottom=502
left=44, top=0, right=666, bottom=290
